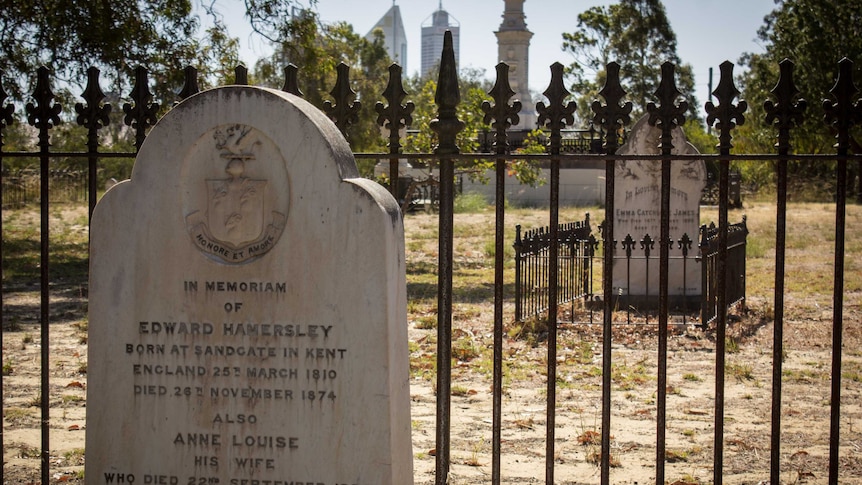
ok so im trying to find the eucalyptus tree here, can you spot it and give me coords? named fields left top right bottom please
left=252, top=9, right=393, bottom=155
left=561, top=0, right=698, bottom=122
left=0, top=0, right=241, bottom=103
left=735, top=0, right=862, bottom=193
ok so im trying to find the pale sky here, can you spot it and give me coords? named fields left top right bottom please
left=212, top=0, right=777, bottom=106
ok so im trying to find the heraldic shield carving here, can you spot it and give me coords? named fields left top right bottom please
left=184, top=124, right=289, bottom=264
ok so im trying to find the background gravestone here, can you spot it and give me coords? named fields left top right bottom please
left=86, top=86, right=413, bottom=484
left=613, top=114, right=706, bottom=306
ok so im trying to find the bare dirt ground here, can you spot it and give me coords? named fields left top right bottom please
left=2, top=203, right=861, bottom=484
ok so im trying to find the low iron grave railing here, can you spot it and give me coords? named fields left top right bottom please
left=700, top=217, right=749, bottom=326
left=1, top=35, right=860, bottom=484
left=513, top=215, right=595, bottom=322
left=1, top=167, right=90, bottom=207
left=514, top=219, right=746, bottom=327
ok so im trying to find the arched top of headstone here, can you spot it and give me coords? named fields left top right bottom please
left=618, top=113, right=700, bottom=158
left=101, top=85, right=399, bottom=265
left=132, top=85, right=359, bottom=185
left=616, top=113, right=705, bottom=190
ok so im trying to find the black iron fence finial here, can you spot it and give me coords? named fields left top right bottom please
left=0, top=70, right=16, bottom=135
left=123, top=66, right=159, bottom=152
left=592, top=61, right=632, bottom=155
left=647, top=61, right=688, bottom=153
left=431, top=31, right=464, bottom=155
left=706, top=61, right=747, bottom=154
left=76, top=67, right=111, bottom=134
left=622, top=234, right=636, bottom=258
left=537, top=62, right=575, bottom=155
left=764, top=59, right=807, bottom=155
left=679, top=233, right=693, bottom=257
left=823, top=58, right=862, bottom=153
left=26, top=67, right=63, bottom=150
left=282, top=64, right=304, bottom=97
left=482, top=62, right=521, bottom=155
left=234, top=65, right=248, bottom=85
left=325, top=62, right=361, bottom=138
left=178, top=66, right=200, bottom=100
left=376, top=63, right=414, bottom=155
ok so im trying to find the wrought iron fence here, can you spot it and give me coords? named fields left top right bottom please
left=700, top=217, right=749, bottom=327
left=513, top=215, right=595, bottom=322
left=0, top=31, right=860, bottom=485
left=1, top=167, right=89, bottom=206
left=514, top=218, right=746, bottom=327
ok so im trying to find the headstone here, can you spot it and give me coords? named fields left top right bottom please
left=612, top=114, right=706, bottom=304
left=86, top=86, right=413, bottom=484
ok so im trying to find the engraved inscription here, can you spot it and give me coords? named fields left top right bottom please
left=117, top=279, right=350, bottom=482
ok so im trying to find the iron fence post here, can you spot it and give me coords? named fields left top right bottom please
left=481, top=61, right=520, bottom=484
left=763, top=58, right=807, bottom=482
left=0, top=70, right=14, bottom=485
left=823, top=57, right=858, bottom=484
left=27, top=65, right=62, bottom=485
left=706, top=60, right=748, bottom=485
left=429, top=31, right=463, bottom=485
left=592, top=61, right=632, bottom=485
left=514, top=225, right=523, bottom=322
left=646, top=61, right=688, bottom=483
left=536, top=62, right=575, bottom=484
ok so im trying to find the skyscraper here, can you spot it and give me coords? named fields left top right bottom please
left=495, top=0, right=535, bottom=129
left=365, top=2, right=408, bottom=70
left=421, top=2, right=460, bottom=77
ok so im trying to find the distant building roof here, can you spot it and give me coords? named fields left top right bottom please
left=365, top=4, right=408, bottom=70
left=421, top=2, right=459, bottom=77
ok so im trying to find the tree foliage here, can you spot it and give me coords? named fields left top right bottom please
left=401, top=68, right=541, bottom=186
left=252, top=10, right=392, bottom=157
left=737, top=0, right=862, bottom=153
left=735, top=0, right=862, bottom=193
left=0, top=0, right=245, bottom=170
left=402, top=68, right=489, bottom=180
left=561, top=0, right=697, bottom=122
left=0, top=0, right=216, bottom=102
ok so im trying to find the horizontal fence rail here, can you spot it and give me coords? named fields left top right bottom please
left=0, top=48, right=861, bottom=485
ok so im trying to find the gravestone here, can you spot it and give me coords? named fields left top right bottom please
left=613, top=114, right=706, bottom=305
left=86, top=86, right=413, bottom=484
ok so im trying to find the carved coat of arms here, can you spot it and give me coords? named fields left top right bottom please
left=186, top=125, right=287, bottom=264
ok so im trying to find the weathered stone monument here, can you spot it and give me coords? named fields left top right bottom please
left=86, top=86, right=413, bottom=484
left=613, top=114, right=706, bottom=306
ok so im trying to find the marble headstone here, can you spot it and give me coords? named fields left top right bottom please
left=86, top=86, right=413, bottom=484
left=613, top=114, right=706, bottom=301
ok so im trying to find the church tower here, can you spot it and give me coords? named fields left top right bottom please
left=495, top=0, right=535, bottom=130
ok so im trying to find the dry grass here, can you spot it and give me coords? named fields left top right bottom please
left=404, top=199, right=862, bottom=483
left=405, top=200, right=861, bottom=324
